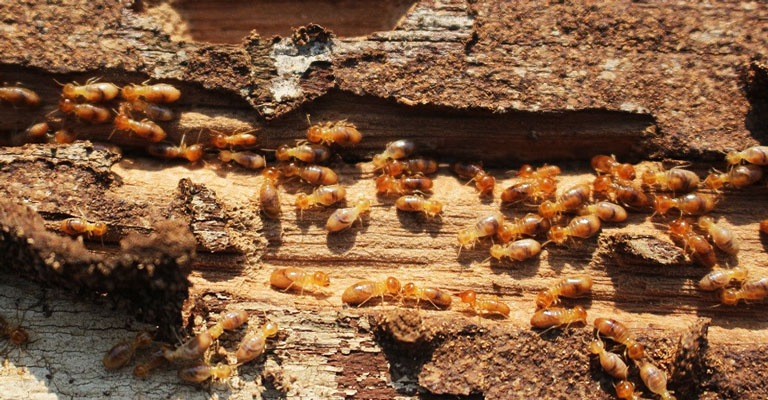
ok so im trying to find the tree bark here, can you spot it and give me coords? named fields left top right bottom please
left=0, top=0, right=767, bottom=399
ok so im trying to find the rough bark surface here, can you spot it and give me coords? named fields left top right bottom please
left=0, top=0, right=767, bottom=399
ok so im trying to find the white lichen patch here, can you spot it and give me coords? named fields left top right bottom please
left=269, top=39, right=334, bottom=103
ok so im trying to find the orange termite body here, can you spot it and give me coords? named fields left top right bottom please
left=0, top=86, right=40, bottom=107
left=535, top=275, right=593, bottom=309
left=593, top=317, right=644, bottom=360
left=342, top=277, right=402, bottom=306
left=530, top=306, right=587, bottom=328
left=103, top=331, right=153, bottom=370
left=62, top=81, right=120, bottom=102
left=307, top=120, right=362, bottom=147
left=114, top=114, right=166, bottom=142
left=122, top=83, right=180, bottom=103
left=61, top=218, right=107, bottom=237
left=59, top=98, right=112, bottom=123
left=456, top=290, right=510, bottom=317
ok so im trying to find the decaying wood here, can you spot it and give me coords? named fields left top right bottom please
left=0, top=0, right=768, bottom=399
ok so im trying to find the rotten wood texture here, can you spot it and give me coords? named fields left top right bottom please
left=0, top=0, right=767, bottom=399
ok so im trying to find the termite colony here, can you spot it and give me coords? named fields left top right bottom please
left=4, top=75, right=768, bottom=397
left=103, top=311, right=279, bottom=384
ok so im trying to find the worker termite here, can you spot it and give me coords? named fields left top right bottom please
left=219, top=150, right=266, bottom=169
left=147, top=141, right=204, bottom=162
left=641, top=168, right=700, bottom=192
left=640, top=362, right=676, bottom=400
left=589, top=338, right=628, bottom=379
left=578, top=201, right=627, bottom=222
left=0, top=86, right=40, bottom=107
left=125, top=99, right=174, bottom=121
left=395, top=195, right=443, bottom=219
left=133, top=346, right=170, bottom=379
left=375, top=175, right=433, bottom=195
left=62, top=80, right=119, bottom=102
left=122, top=82, right=181, bottom=103
left=372, top=139, right=416, bottom=168
left=306, top=119, right=362, bottom=147
left=103, top=330, right=154, bottom=369
left=296, top=185, right=346, bottom=211
left=535, top=275, right=593, bottom=310
left=489, top=238, right=542, bottom=261
left=500, top=178, right=557, bottom=204
left=11, top=122, right=49, bottom=145
left=114, top=113, right=166, bottom=142
left=517, top=164, right=562, bottom=180
left=593, top=176, right=649, bottom=208
left=210, top=130, right=258, bottom=149
left=703, top=164, right=763, bottom=189
left=698, top=266, right=748, bottom=291
left=761, top=218, right=768, bottom=235
left=652, top=193, right=716, bottom=216
left=281, top=162, right=338, bottom=186
left=721, top=277, right=768, bottom=305
left=208, top=310, right=250, bottom=339
left=162, top=331, right=214, bottom=362
left=236, top=320, right=278, bottom=364
left=276, top=143, right=331, bottom=163
left=457, top=213, right=504, bottom=250
left=591, top=154, right=636, bottom=180
left=697, top=216, right=739, bottom=255
left=530, top=306, right=587, bottom=329
left=270, top=268, right=330, bottom=294
left=538, top=183, right=591, bottom=218
left=326, top=199, right=371, bottom=232
left=726, top=145, right=768, bottom=165
left=382, top=156, right=438, bottom=177
left=401, top=282, right=452, bottom=309
left=260, top=167, right=281, bottom=219
left=593, top=317, right=644, bottom=360
left=546, top=214, right=602, bottom=245
left=668, top=218, right=717, bottom=267
left=59, top=98, right=112, bottom=123
left=452, top=161, right=496, bottom=196
left=341, top=277, right=402, bottom=306
left=615, top=380, right=645, bottom=400
left=496, top=213, right=550, bottom=243
left=61, top=217, right=107, bottom=237
left=178, top=361, right=232, bottom=383
left=455, top=290, right=510, bottom=317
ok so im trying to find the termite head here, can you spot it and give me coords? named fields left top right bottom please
left=122, top=84, right=138, bottom=100
left=721, top=288, right=739, bottom=305
left=592, top=175, right=612, bottom=193
left=135, top=330, right=154, bottom=347
left=702, top=172, right=725, bottom=190
left=457, top=229, right=477, bottom=247
left=184, top=144, right=204, bottom=162
left=547, top=225, right=568, bottom=244
left=653, top=194, right=673, bottom=214
left=92, top=222, right=108, bottom=236
left=535, top=289, right=554, bottom=310
left=62, top=83, right=77, bottom=99
left=538, top=200, right=559, bottom=219
left=9, top=328, right=29, bottom=346
left=58, top=98, right=75, bottom=113
left=306, top=125, right=323, bottom=143
left=489, top=244, right=505, bottom=260
left=209, top=132, right=228, bottom=148
left=295, top=193, right=310, bottom=209
left=385, top=277, right=401, bottom=295
left=668, top=218, right=692, bottom=235
left=627, top=342, right=644, bottom=360
left=402, top=282, right=416, bottom=297
left=517, top=164, right=535, bottom=177
left=275, top=144, right=291, bottom=161
left=313, top=271, right=330, bottom=287
left=262, top=167, right=281, bottom=182
left=539, top=165, right=561, bottom=177
left=355, top=199, right=372, bottom=213
left=424, top=200, right=443, bottom=218
left=114, top=114, right=130, bottom=130
left=382, top=159, right=405, bottom=176
left=572, top=305, right=587, bottom=323
left=218, top=150, right=234, bottom=163
left=641, top=170, right=658, bottom=185
left=697, top=215, right=714, bottom=230
left=372, top=154, right=388, bottom=168
left=616, top=163, right=636, bottom=180
left=475, top=174, right=496, bottom=195
left=375, top=175, right=394, bottom=192
left=589, top=338, right=604, bottom=354
left=280, top=162, right=300, bottom=177
left=725, top=150, right=741, bottom=165
left=456, top=289, right=476, bottom=304
left=262, top=321, right=279, bottom=337
left=615, top=380, right=636, bottom=399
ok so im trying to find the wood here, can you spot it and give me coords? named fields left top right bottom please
left=0, top=0, right=767, bottom=399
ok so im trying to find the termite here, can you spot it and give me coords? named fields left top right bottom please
left=372, top=139, right=416, bottom=168
left=697, top=216, right=738, bottom=255
left=640, top=362, right=676, bottom=400
left=375, top=175, right=433, bottom=195
left=307, top=119, right=362, bottom=147
left=593, top=317, right=644, bottom=360
left=578, top=201, right=627, bottom=222
left=125, top=99, right=174, bottom=121
left=382, top=157, right=438, bottom=176
left=62, top=80, right=120, bottom=102
left=178, top=362, right=232, bottom=383
left=726, top=145, right=768, bottom=165
left=0, top=86, right=40, bottom=107
left=114, top=113, right=166, bottom=142
left=721, top=277, right=768, bottom=305
left=538, top=184, right=591, bottom=218
left=276, top=143, right=331, bottom=163
left=452, top=161, right=496, bottom=196
left=59, top=98, right=112, bottom=123
left=652, top=193, right=717, bottom=216
left=591, top=154, right=636, bottom=180
left=641, top=168, right=700, bottom=192
left=668, top=218, right=717, bottom=267
left=260, top=167, right=281, bottom=219
left=395, top=195, right=443, bottom=219
left=236, top=320, right=279, bottom=364
left=698, top=266, right=748, bottom=291
left=496, top=213, right=550, bottom=243
left=593, top=176, right=649, bottom=208
left=122, top=83, right=181, bottom=103
left=133, top=346, right=170, bottom=379
left=270, top=268, right=330, bottom=294
left=457, top=213, right=504, bottom=250
left=455, top=289, right=510, bottom=317
left=530, top=306, right=587, bottom=329
left=147, top=141, right=204, bottom=162
left=281, top=162, right=338, bottom=186
left=61, top=217, right=107, bottom=237
left=703, top=164, right=763, bottom=189
left=219, top=150, right=266, bottom=169
left=546, top=214, right=601, bottom=245
left=325, top=199, right=371, bottom=233
left=103, top=330, right=154, bottom=369
left=52, top=129, right=76, bottom=144
left=400, top=282, right=452, bottom=309
left=296, top=185, right=346, bottom=211
left=590, top=338, right=628, bottom=379
left=615, top=380, right=645, bottom=400
left=535, top=275, right=593, bottom=310
left=489, top=239, right=542, bottom=261
left=210, top=130, right=258, bottom=149
left=341, top=277, right=402, bottom=307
